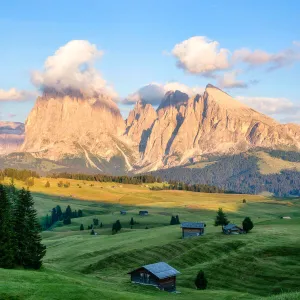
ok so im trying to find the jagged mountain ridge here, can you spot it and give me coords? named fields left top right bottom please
left=2, top=84, right=300, bottom=174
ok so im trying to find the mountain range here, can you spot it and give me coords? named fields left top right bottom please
left=1, top=84, right=300, bottom=195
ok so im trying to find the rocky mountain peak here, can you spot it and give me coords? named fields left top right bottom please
left=158, top=90, right=189, bottom=111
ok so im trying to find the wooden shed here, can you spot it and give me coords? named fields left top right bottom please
left=120, top=210, right=127, bottom=215
left=223, top=224, right=245, bottom=234
left=128, top=262, right=180, bottom=292
left=181, top=222, right=206, bottom=239
left=139, top=210, right=149, bottom=216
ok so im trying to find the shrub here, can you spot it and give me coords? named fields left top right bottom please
left=45, top=181, right=50, bottom=188
left=195, top=271, right=208, bottom=290
left=242, top=217, right=254, bottom=233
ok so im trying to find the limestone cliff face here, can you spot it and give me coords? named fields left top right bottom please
left=0, top=121, right=24, bottom=155
left=18, top=84, right=300, bottom=173
left=21, top=93, right=134, bottom=171
left=124, top=100, right=157, bottom=153
left=139, top=85, right=300, bottom=170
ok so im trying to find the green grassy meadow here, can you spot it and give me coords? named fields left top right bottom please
left=1, top=177, right=300, bottom=300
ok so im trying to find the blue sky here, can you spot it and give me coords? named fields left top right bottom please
left=0, top=0, right=299, bottom=122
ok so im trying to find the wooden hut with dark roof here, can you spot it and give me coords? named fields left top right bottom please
left=180, top=222, right=206, bottom=238
left=223, top=224, right=245, bottom=234
left=128, top=262, right=180, bottom=292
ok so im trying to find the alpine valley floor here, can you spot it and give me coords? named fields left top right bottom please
left=0, top=177, right=300, bottom=300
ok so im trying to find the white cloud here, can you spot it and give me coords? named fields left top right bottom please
left=31, top=40, right=117, bottom=98
left=171, top=36, right=230, bottom=75
left=236, top=96, right=298, bottom=115
left=0, top=88, right=37, bottom=102
left=217, top=71, right=247, bottom=89
left=123, top=82, right=204, bottom=105
left=232, top=47, right=300, bottom=71
left=170, top=37, right=300, bottom=78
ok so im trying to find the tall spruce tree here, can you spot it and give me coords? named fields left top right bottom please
left=0, top=184, right=15, bottom=268
left=14, top=188, right=46, bottom=269
left=65, top=205, right=72, bottom=219
left=214, top=208, right=230, bottom=227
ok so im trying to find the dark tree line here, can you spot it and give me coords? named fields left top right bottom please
left=44, top=205, right=83, bottom=229
left=49, top=172, right=162, bottom=184
left=0, top=184, right=46, bottom=269
left=164, top=181, right=226, bottom=193
left=267, top=150, right=300, bottom=162
left=151, top=154, right=300, bottom=197
left=0, top=168, right=40, bottom=181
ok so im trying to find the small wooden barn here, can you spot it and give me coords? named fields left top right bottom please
left=128, top=262, right=180, bottom=292
left=223, top=224, right=245, bottom=234
left=139, top=210, right=149, bottom=216
left=181, top=222, right=206, bottom=238
left=120, top=210, right=127, bottom=215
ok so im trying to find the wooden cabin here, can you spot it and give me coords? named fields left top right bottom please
left=128, top=262, right=180, bottom=292
left=120, top=210, right=127, bottom=215
left=181, top=222, right=206, bottom=239
left=223, top=224, right=245, bottom=234
left=139, top=210, right=149, bottom=216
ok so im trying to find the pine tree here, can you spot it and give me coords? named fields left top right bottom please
left=24, top=190, right=46, bottom=269
left=242, top=217, right=254, bottom=233
left=14, top=188, right=46, bottom=269
left=130, top=217, right=135, bottom=226
left=100, top=222, right=103, bottom=228
left=90, top=229, right=95, bottom=235
left=63, top=217, right=71, bottom=225
left=80, top=224, right=84, bottom=231
left=170, top=216, right=176, bottom=225
left=45, top=181, right=50, bottom=188
left=51, top=207, right=58, bottom=224
left=116, top=220, right=122, bottom=232
left=175, top=215, right=180, bottom=224
left=195, top=270, right=208, bottom=290
left=78, top=209, right=83, bottom=217
left=65, top=205, right=72, bottom=219
left=56, top=205, right=62, bottom=220
left=214, top=208, right=230, bottom=227
left=0, top=184, right=15, bottom=268
left=112, top=222, right=116, bottom=234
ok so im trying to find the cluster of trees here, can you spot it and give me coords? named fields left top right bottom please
left=0, top=168, right=40, bottom=181
left=214, top=208, right=254, bottom=233
left=164, top=181, right=226, bottom=193
left=44, top=205, right=83, bottom=229
left=268, top=150, right=300, bottom=162
left=112, top=220, right=122, bottom=234
left=0, top=184, right=46, bottom=269
left=49, top=172, right=161, bottom=184
left=57, top=181, right=71, bottom=188
left=170, top=215, right=180, bottom=225
left=152, top=153, right=300, bottom=196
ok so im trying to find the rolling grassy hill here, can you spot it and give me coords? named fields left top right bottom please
left=0, top=176, right=300, bottom=300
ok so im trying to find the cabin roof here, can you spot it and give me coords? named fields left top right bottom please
left=129, top=262, right=180, bottom=279
left=223, top=223, right=241, bottom=230
left=139, top=210, right=148, bottom=213
left=181, top=222, right=205, bottom=229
